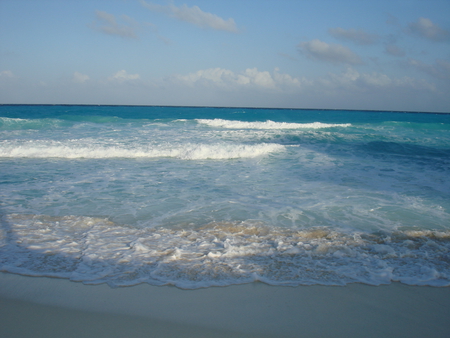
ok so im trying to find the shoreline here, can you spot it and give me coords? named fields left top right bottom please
left=1, top=272, right=450, bottom=337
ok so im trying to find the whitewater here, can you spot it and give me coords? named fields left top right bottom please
left=0, top=105, right=449, bottom=288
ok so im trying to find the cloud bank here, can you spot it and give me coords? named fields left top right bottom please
left=172, top=67, right=300, bottom=90
left=1, top=66, right=446, bottom=112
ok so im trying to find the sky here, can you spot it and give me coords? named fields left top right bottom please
left=1, top=0, right=449, bottom=112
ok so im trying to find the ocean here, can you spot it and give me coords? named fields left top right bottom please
left=0, top=105, right=449, bottom=288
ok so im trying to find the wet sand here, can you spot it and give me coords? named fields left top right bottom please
left=1, top=272, right=449, bottom=338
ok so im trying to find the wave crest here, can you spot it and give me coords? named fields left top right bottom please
left=0, top=142, right=285, bottom=160
left=197, top=119, right=351, bottom=129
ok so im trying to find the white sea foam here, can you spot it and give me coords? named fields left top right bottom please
left=1, top=214, right=449, bottom=288
left=196, top=119, right=351, bottom=129
left=0, top=141, right=285, bottom=160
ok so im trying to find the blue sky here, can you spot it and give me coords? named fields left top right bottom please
left=1, top=0, right=449, bottom=112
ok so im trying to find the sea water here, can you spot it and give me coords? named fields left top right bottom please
left=0, top=105, right=449, bottom=288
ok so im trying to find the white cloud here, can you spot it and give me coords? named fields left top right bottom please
left=173, top=67, right=300, bottom=90
left=174, top=68, right=235, bottom=87
left=328, top=27, right=379, bottom=45
left=73, top=72, right=90, bottom=83
left=108, top=70, right=140, bottom=82
left=242, top=68, right=276, bottom=88
left=272, top=68, right=303, bottom=88
left=299, top=39, right=362, bottom=65
left=141, top=1, right=238, bottom=33
left=90, top=11, right=138, bottom=38
left=407, top=17, right=450, bottom=42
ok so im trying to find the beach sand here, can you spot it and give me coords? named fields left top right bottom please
left=1, top=272, right=449, bottom=338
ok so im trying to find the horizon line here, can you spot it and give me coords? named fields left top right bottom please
left=0, top=103, right=448, bottom=115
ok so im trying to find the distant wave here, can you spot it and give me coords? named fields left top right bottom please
left=0, top=142, right=285, bottom=160
left=381, top=120, right=450, bottom=131
left=0, top=116, right=125, bottom=131
left=196, top=119, right=351, bottom=129
left=0, top=117, right=70, bottom=130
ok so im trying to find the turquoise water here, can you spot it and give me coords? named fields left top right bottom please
left=0, top=105, right=449, bottom=288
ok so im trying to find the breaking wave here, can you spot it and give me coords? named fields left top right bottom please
left=0, top=141, right=285, bottom=160
left=1, top=214, right=449, bottom=289
left=196, top=119, right=351, bottom=129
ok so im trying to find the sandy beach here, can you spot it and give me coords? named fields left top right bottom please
left=1, top=272, right=449, bottom=338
